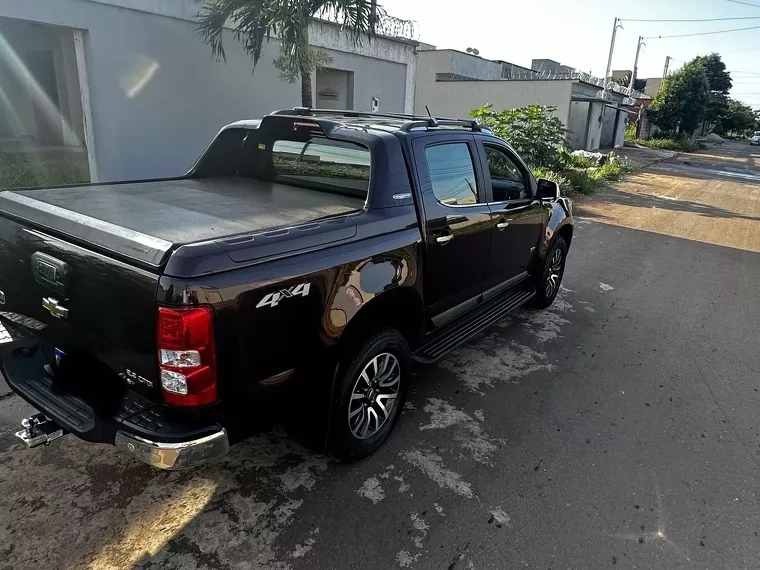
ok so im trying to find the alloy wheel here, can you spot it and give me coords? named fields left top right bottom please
left=545, top=247, right=564, bottom=298
left=348, top=353, right=401, bottom=440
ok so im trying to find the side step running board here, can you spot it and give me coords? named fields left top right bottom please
left=413, top=285, right=535, bottom=364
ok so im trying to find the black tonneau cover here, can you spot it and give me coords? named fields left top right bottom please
left=0, top=178, right=364, bottom=266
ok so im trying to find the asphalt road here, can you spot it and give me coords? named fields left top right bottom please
left=2, top=142, right=760, bottom=570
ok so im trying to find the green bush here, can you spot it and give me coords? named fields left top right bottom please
left=557, top=148, right=595, bottom=169
left=625, top=123, right=637, bottom=141
left=471, top=104, right=567, bottom=169
left=564, top=170, right=605, bottom=195
left=587, top=156, right=634, bottom=181
left=532, top=167, right=570, bottom=189
left=630, top=138, right=699, bottom=153
left=535, top=154, right=633, bottom=196
left=0, top=152, right=90, bottom=190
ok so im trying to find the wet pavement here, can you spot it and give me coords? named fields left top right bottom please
left=2, top=143, right=760, bottom=569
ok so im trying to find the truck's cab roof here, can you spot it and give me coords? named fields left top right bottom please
left=222, top=108, right=495, bottom=137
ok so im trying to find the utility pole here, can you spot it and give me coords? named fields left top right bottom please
left=662, top=55, right=671, bottom=79
left=628, top=36, right=645, bottom=92
left=604, top=17, right=623, bottom=92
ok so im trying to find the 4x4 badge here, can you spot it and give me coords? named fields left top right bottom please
left=42, top=297, right=69, bottom=319
left=256, top=283, right=311, bottom=309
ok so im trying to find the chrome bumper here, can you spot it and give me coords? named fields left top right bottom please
left=114, top=429, right=229, bottom=470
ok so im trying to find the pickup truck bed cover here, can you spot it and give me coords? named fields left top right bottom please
left=0, top=178, right=364, bottom=266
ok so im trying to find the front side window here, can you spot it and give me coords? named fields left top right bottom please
left=484, top=145, right=528, bottom=201
left=425, top=143, right=479, bottom=206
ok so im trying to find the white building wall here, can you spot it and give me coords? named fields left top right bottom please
left=0, top=0, right=417, bottom=181
left=415, top=76, right=576, bottom=125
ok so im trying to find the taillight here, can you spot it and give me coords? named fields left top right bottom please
left=156, top=306, right=217, bottom=406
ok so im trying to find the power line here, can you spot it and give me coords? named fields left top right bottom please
left=724, top=0, right=760, bottom=8
left=623, top=16, right=760, bottom=22
left=644, top=24, right=760, bottom=39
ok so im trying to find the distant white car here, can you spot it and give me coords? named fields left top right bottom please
left=751, top=131, right=760, bottom=145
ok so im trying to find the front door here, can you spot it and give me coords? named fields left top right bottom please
left=412, top=136, right=492, bottom=326
left=475, top=141, right=546, bottom=298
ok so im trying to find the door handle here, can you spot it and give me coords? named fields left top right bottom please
left=436, top=234, right=454, bottom=244
left=496, top=221, right=510, bottom=231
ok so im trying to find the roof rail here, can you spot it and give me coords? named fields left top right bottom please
left=270, top=108, right=487, bottom=133
left=270, top=107, right=426, bottom=121
left=398, top=117, right=484, bottom=132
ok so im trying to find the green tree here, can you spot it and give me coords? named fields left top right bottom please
left=722, top=99, right=756, bottom=135
left=693, top=53, right=732, bottom=93
left=197, top=0, right=399, bottom=108
left=650, top=61, right=709, bottom=137
left=692, top=53, right=732, bottom=128
left=470, top=104, right=567, bottom=169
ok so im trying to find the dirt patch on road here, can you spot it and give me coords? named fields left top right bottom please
left=576, top=144, right=760, bottom=253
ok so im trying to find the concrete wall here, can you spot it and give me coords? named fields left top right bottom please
left=415, top=75, right=575, bottom=125
left=531, top=59, right=574, bottom=75
left=324, top=50, right=406, bottom=114
left=0, top=0, right=416, bottom=181
left=644, top=77, right=663, bottom=96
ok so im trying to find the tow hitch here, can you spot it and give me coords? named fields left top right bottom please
left=15, top=413, right=65, bottom=448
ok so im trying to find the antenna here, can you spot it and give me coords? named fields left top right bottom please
left=425, top=105, right=432, bottom=117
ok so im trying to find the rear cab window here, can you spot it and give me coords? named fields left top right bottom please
left=271, top=138, right=370, bottom=198
left=193, top=120, right=372, bottom=201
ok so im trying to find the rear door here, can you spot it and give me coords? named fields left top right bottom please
left=412, top=134, right=492, bottom=326
left=0, top=215, right=161, bottom=400
left=474, top=139, right=546, bottom=298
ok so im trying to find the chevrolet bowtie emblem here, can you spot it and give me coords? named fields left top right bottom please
left=42, top=297, right=69, bottom=319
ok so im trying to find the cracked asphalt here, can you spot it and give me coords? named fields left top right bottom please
left=2, top=141, right=760, bottom=569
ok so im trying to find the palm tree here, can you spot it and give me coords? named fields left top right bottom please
left=197, top=0, right=384, bottom=108
left=616, top=72, right=646, bottom=92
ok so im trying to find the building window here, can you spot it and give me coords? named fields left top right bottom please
left=315, top=69, right=354, bottom=110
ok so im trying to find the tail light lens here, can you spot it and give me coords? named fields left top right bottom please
left=156, top=306, right=217, bottom=406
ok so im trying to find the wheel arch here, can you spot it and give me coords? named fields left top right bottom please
left=556, top=223, right=574, bottom=247
left=339, top=286, right=425, bottom=351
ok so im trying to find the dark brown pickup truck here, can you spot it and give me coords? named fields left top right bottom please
left=0, top=108, right=573, bottom=469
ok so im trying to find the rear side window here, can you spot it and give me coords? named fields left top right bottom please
left=272, top=138, right=370, bottom=197
left=425, top=143, right=479, bottom=206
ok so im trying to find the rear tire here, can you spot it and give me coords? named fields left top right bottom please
left=532, top=237, right=568, bottom=309
left=328, top=328, right=410, bottom=461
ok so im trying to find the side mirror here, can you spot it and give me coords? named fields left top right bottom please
left=537, top=179, right=560, bottom=201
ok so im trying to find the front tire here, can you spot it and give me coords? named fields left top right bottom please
left=328, top=328, right=410, bottom=460
left=532, top=237, right=568, bottom=309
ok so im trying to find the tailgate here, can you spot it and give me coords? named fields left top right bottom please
left=0, top=214, right=161, bottom=401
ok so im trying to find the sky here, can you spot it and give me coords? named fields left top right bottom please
left=380, top=0, right=760, bottom=107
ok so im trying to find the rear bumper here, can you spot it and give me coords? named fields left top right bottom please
left=114, top=429, right=229, bottom=470
left=1, top=318, right=228, bottom=469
